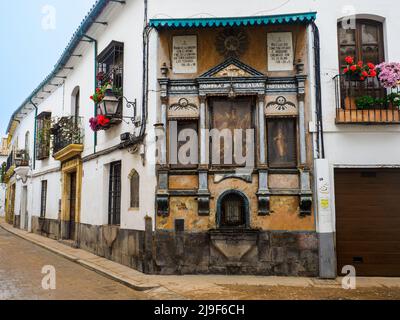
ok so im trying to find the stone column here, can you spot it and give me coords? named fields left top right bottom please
left=159, top=97, right=168, bottom=166
left=296, top=74, right=312, bottom=216
left=258, top=94, right=266, bottom=166
left=199, top=95, right=207, bottom=166
left=198, top=95, right=210, bottom=216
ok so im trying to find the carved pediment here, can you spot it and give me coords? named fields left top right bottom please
left=199, top=57, right=265, bottom=78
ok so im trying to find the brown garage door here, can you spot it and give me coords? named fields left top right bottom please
left=335, top=168, right=400, bottom=276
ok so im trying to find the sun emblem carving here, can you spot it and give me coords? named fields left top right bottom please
left=215, top=29, right=249, bottom=58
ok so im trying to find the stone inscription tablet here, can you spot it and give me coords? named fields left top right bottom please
left=267, top=32, right=294, bottom=71
left=172, top=35, right=197, bottom=74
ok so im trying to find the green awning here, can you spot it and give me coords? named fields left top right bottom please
left=149, top=12, right=316, bottom=29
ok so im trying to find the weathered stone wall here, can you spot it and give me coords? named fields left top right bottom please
left=153, top=230, right=318, bottom=276
left=77, top=223, right=148, bottom=273
left=31, top=217, right=318, bottom=276
left=31, top=216, right=60, bottom=240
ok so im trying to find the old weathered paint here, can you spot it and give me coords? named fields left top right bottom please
left=158, top=25, right=308, bottom=80
left=269, top=174, right=299, bottom=189
left=169, top=175, right=199, bottom=190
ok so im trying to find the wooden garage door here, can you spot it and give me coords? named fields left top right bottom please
left=335, top=168, right=400, bottom=276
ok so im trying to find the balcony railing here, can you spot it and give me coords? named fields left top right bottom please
left=5, top=149, right=29, bottom=172
left=52, top=116, right=84, bottom=155
left=334, top=75, right=400, bottom=124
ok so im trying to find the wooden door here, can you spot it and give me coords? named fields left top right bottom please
left=69, top=172, right=77, bottom=240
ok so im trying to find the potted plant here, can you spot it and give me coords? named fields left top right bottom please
left=386, top=92, right=400, bottom=109
left=355, top=95, right=375, bottom=109
left=375, top=62, right=400, bottom=89
left=89, top=115, right=111, bottom=132
left=343, top=56, right=377, bottom=81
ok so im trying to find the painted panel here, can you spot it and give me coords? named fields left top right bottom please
left=269, top=174, right=299, bottom=189
left=169, top=175, right=199, bottom=190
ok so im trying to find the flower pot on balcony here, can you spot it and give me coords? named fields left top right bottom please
left=345, top=74, right=364, bottom=82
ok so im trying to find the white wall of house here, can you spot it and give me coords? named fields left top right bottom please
left=8, top=0, right=154, bottom=231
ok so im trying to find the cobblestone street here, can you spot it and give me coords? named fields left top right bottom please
left=0, top=227, right=147, bottom=300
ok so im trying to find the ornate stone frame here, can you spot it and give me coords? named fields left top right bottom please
left=157, top=58, right=312, bottom=218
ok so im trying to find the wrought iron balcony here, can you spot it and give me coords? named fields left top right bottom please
left=52, top=116, right=84, bottom=156
left=5, top=149, right=29, bottom=172
left=334, top=75, right=400, bottom=124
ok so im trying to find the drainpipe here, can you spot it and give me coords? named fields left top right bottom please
left=29, top=99, right=38, bottom=171
left=311, top=21, right=325, bottom=159
left=82, top=34, right=98, bottom=154
left=309, top=21, right=336, bottom=279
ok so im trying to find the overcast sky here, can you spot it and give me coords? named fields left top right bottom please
left=0, top=0, right=97, bottom=136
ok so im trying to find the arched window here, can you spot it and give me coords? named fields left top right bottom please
left=71, top=86, right=80, bottom=120
left=25, top=131, right=30, bottom=156
left=338, top=19, right=384, bottom=68
left=129, top=169, right=139, bottom=209
left=217, top=191, right=249, bottom=229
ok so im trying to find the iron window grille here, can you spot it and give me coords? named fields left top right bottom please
left=40, top=180, right=47, bottom=218
left=97, top=41, right=124, bottom=119
left=36, top=112, right=52, bottom=160
left=108, top=161, right=122, bottom=225
left=219, top=193, right=247, bottom=229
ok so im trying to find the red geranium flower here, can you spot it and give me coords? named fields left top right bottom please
left=367, top=63, right=375, bottom=70
left=350, top=65, right=357, bottom=72
left=345, top=56, right=354, bottom=64
left=358, top=61, right=363, bottom=68
left=343, top=68, right=349, bottom=73
left=97, top=115, right=110, bottom=127
left=90, top=96, right=93, bottom=100
left=369, top=70, right=377, bottom=77
left=362, top=71, right=369, bottom=77
left=360, top=76, right=365, bottom=81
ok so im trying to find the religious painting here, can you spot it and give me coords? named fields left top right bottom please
left=267, top=118, right=297, bottom=168
left=169, top=120, right=199, bottom=168
left=210, top=97, right=254, bottom=166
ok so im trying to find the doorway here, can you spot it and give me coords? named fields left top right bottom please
left=335, top=168, right=400, bottom=276
left=68, top=171, right=77, bottom=240
left=21, top=186, right=28, bottom=231
left=7, top=184, right=16, bottom=225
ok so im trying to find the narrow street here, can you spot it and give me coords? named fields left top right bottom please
left=0, top=227, right=147, bottom=300
left=1, top=225, right=400, bottom=300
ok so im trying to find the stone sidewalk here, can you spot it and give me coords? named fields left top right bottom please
left=2, top=218, right=400, bottom=300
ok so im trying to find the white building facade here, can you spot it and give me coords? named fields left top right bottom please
left=4, top=0, right=400, bottom=277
